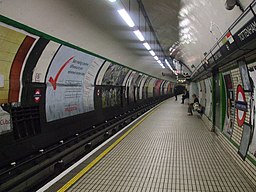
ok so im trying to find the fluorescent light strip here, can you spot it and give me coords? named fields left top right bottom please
left=143, top=42, right=151, bottom=50
left=118, top=9, right=135, bottom=27
left=133, top=30, right=145, bottom=41
left=165, top=59, right=177, bottom=75
left=165, top=59, right=172, bottom=69
left=157, top=60, right=162, bottom=64
left=149, top=50, right=155, bottom=56
left=108, top=0, right=116, bottom=2
left=154, top=56, right=159, bottom=60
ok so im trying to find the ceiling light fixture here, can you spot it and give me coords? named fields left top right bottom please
left=149, top=50, right=156, bottom=56
left=157, top=60, right=162, bottom=64
left=108, top=0, right=116, bottom=2
left=165, top=59, right=171, bottom=68
left=117, top=9, right=135, bottom=27
left=181, top=27, right=189, bottom=34
left=133, top=30, right=145, bottom=41
left=179, top=18, right=190, bottom=27
left=154, top=56, right=159, bottom=60
left=143, top=42, right=151, bottom=50
left=165, top=59, right=177, bottom=75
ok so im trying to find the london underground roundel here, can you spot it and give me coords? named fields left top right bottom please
left=34, top=89, right=41, bottom=103
left=235, top=85, right=247, bottom=127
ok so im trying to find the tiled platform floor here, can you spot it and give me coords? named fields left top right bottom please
left=66, top=98, right=256, bottom=192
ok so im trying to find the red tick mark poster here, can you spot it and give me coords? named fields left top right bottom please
left=45, top=46, right=104, bottom=122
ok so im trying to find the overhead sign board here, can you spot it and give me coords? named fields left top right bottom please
left=231, top=9, right=256, bottom=48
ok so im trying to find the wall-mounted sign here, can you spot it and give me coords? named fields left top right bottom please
left=45, top=45, right=104, bottom=122
left=238, top=59, right=252, bottom=92
left=238, top=123, right=251, bottom=160
left=0, top=106, right=11, bottom=134
left=0, top=74, right=4, bottom=88
left=235, top=84, right=247, bottom=127
left=219, top=31, right=237, bottom=60
left=34, top=89, right=41, bottom=103
left=232, top=10, right=256, bottom=48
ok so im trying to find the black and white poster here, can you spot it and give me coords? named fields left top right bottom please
left=239, top=59, right=252, bottom=92
left=238, top=123, right=251, bottom=160
left=223, top=73, right=234, bottom=138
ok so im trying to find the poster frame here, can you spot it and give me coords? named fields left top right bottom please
left=238, top=59, right=252, bottom=92
left=238, top=122, right=252, bottom=160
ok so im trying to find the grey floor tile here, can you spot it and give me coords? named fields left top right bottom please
left=67, top=99, right=256, bottom=192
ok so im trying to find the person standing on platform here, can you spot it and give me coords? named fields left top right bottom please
left=181, top=89, right=189, bottom=104
left=174, top=86, right=178, bottom=101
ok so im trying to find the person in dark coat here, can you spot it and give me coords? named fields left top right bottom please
left=174, top=87, right=178, bottom=101
left=187, top=94, right=199, bottom=115
left=181, top=89, right=189, bottom=104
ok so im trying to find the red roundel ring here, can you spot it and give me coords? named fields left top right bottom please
left=236, top=84, right=246, bottom=127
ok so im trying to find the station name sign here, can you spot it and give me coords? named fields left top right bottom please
left=235, top=100, right=248, bottom=112
left=234, top=17, right=256, bottom=46
left=238, top=20, right=256, bottom=41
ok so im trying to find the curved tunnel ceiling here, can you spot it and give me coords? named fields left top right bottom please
left=142, top=0, right=252, bottom=72
left=0, top=0, right=253, bottom=79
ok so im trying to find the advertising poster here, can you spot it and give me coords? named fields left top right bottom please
left=124, top=71, right=136, bottom=100
left=163, top=81, right=169, bottom=95
left=139, top=75, right=147, bottom=100
left=148, top=78, right=156, bottom=98
left=121, top=70, right=132, bottom=101
left=154, top=80, right=163, bottom=97
left=101, top=63, right=129, bottom=86
left=128, top=72, right=139, bottom=103
left=160, top=81, right=166, bottom=95
left=0, top=25, right=27, bottom=104
left=248, top=66, right=256, bottom=157
left=134, top=74, right=143, bottom=86
left=0, top=106, right=11, bottom=134
left=102, top=87, right=121, bottom=108
left=95, top=61, right=110, bottom=85
left=239, top=59, right=252, bottom=92
left=223, top=73, right=234, bottom=138
left=167, top=82, right=172, bottom=95
left=134, top=74, right=143, bottom=101
left=122, top=70, right=132, bottom=86
left=204, top=78, right=212, bottom=120
left=199, top=81, right=206, bottom=107
left=238, top=123, right=251, bottom=160
left=45, top=46, right=104, bottom=122
left=32, top=41, right=60, bottom=83
left=142, top=77, right=151, bottom=99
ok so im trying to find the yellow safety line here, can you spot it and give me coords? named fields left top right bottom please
left=57, top=107, right=157, bottom=192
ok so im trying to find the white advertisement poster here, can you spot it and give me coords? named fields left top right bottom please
left=148, top=78, right=156, bottom=98
left=0, top=106, right=11, bottom=134
left=0, top=74, right=4, bottom=88
left=139, top=75, right=147, bottom=99
left=204, top=78, right=212, bottom=120
left=45, top=46, right=104, bottom=122
left=95, top=61, right=110, bottom=85
left=249, top=68, right=256, bottom=156
left=32, top=41, right=60, bottom=83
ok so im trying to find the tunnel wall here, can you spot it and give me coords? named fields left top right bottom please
left=0, top=0, right=168, bottom=78
left=196, top=60, right=256, bottom=185
left=0, top=17, right=174, bottom=168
